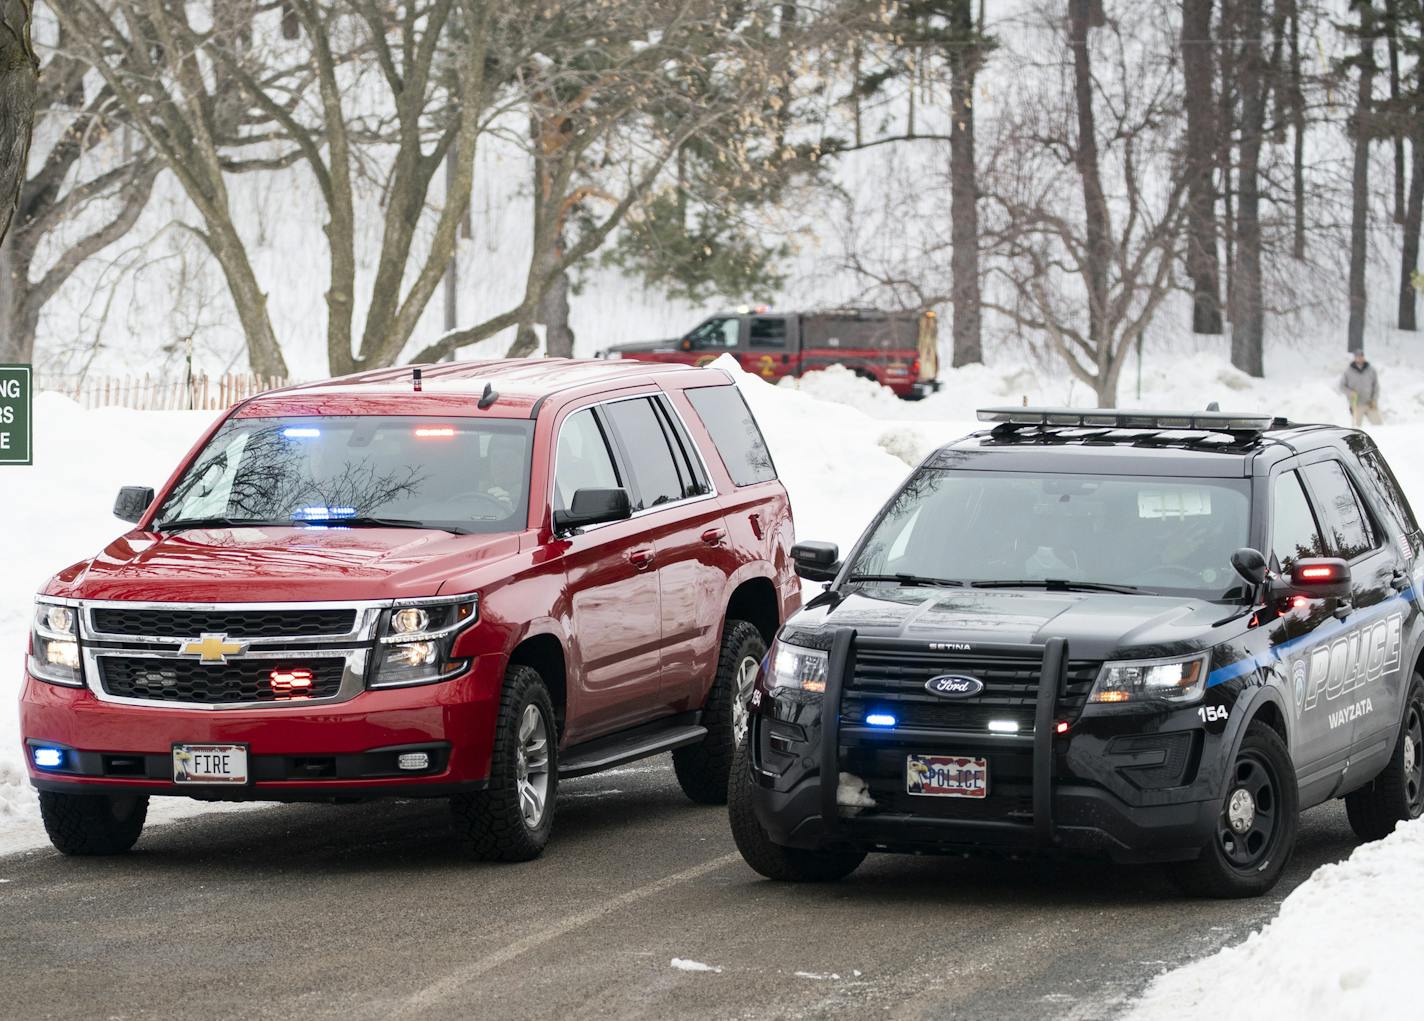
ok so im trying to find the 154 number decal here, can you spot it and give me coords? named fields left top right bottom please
left=1198, top=705, right=1229, bottom=724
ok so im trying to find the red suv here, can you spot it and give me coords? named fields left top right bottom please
left=19, top=359, right=798, bottom=861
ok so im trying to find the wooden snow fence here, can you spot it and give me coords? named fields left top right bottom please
left=37, top=373, right=289, bottom=411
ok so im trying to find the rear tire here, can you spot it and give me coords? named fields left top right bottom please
left=1344, top=676, right=1424, bottom=841
left=673, top=619, right=766, bottom=805
left=451, top=665, right=557, bottom=862
left=1168, top=722, right=1298, bottom=898
left=38, top=791, right=148, bottom=855
left=727, top=737, right=865, bottom=882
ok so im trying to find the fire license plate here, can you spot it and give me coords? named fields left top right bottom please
left=906, top=754, right=988, bottom=799
left=173, top=744, right=249, bottom=784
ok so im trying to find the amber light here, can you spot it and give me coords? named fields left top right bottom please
left=1094, top=690, right=1131, bottom=703
left=270, top=668, right=314, bottom=698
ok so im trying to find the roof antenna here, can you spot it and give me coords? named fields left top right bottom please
left=412, top=367, right=423, bottom=393
left=478, top=382, right=499, bottom=410
left=1205, top=401, right=1220, bottom=412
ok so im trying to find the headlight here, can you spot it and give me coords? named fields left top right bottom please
left=370, top=596, right=477, bottom=688
left=1089, top=653, right=1208, bottom=705
left=768, top=640, right=827, bottom=693
left=29, top=599, right=83, bottom=687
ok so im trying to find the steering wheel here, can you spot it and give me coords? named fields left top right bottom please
left=439, top=490, right=511, bottom=517
left=1136, top=564, right=1204, bottom=585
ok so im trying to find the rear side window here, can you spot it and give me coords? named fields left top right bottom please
left=553, top=408, right=621, bottom=512
left=1271, top=471, right=1326, bottom=571
left=749, top=316, right=788, bottom=349
left=603, top=397, right=685, bottom=511
left=686, top=386, right=777, bottom=486
left=1302, top=460, right=1376, bottom=560
left=1358, top=449, right=1421, bottom=540
left=653, top=396, right=711, bottom=498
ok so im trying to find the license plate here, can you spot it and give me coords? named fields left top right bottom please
left=173, top=744, right=249, bottom=784
left=906, top=754, right=988, bottom=799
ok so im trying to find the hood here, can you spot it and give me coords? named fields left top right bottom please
left=788, top=585, right=1234, bottom=661
left=45, top=526, right=523, bottom=603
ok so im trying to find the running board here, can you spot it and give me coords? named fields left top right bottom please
left=558, top=713, right=706, bottom=779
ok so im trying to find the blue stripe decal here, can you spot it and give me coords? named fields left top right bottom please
left=1204, top=588, right=1415, bottom=689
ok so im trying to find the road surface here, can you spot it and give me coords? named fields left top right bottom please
left=0, top=761, right=1358, bottom=1020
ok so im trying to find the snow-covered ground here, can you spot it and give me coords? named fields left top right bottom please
left=4, top=350, right=1424, bottom=1019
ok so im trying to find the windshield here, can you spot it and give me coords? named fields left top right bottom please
left=847, top=469, right=1252, bottom=600
left=152, top=416, right=533, bottom=534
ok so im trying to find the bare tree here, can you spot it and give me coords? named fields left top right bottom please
left=0, top=0, right=37, bottom=247
left=1346, top=0, right=1379, bottom=354
left=1182, top=0, right=1224, bottom=334
left=946, top=0, right=987, bottom=366
left=1230, top=0, right=1266, bottom=376
left=981, top=1, right=1188, bottom=407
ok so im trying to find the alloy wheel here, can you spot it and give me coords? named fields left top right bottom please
left=1405, top=702, right=1423, bottom=815
left=515, top=704, right=551, bottom=828
left=731, top=655, right=761, bottom=742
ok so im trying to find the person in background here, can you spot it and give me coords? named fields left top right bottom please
left=1340, top=351, right=1382, bottom=428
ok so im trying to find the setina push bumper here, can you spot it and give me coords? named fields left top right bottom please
left=745, top=630, right=1224, bottom=864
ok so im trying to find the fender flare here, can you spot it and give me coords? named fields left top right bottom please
left=1213, top=678, right=1295, bottom=799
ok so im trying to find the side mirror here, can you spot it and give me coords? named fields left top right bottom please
left=1279, top=557, right=1352, bottom=601
left=553, top=488, right=632, bottom=534
left=1230, top=547, right=1268, bottom=588
left=114, top=486, right=155, bottom=525
left=791, top=541, right=840, bottom=583
left=680, top=338, right=693, bottom=352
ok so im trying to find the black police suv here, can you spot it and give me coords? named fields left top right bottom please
left=729, top=408, right=1424, bottom=897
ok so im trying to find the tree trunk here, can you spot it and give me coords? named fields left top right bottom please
left=1182, top=0, right=1224, bottom=334
left=1400, top=131, right=1423, bottom=330
left=1289, top=0, right=1306, bottom=259
left=1347, top=2, right=1378, bottom=355
left=0, top=228, right=21, bottom=361
left=0, top=0, right=38, bottom=247
left=1387, top=0, right=1404, bottom=223
left=1068, top=0, right=1112, bottom=406
left=947, top=0, right=982, bottom=366
left=1218, top=0, right=1237, bottom=314
left=1231, top=0, right=1266, bottom=377
left=203, top=221, right=290, bottom=379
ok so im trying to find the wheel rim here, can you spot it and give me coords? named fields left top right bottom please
left=1217, top=750, right=1280, bottom=871
left=515, top=704, right=550, bottom=828
left=1404, top=702, right=1423, bottom=815
left=731, top=655, right=761, bottom=742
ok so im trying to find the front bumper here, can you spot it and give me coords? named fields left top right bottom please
left=18, top=656, right=505, bottom=801
left=748, top=631, right=1221, bottom=864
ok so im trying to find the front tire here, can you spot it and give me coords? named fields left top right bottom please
left=451, top=665, right=557, bottom=862
left=38, top=791, right=148, bottom=855
left=673, top=619, right=766, bottom=805
left=1344, top=676, right=1424, bottom=841
left=1168, top=721, right=1298, bottom=898
left=727, top=738, right=865, bottom=882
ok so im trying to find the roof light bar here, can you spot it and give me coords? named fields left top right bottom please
left=976, top=407, right=1278, bottom=432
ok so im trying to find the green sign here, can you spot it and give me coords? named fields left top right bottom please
left=0, top=365, right=32, bottom=466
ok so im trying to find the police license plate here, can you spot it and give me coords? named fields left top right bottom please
left=173, top=743, right=249, bottom=784
left=906, top=754, right=988, bottom=799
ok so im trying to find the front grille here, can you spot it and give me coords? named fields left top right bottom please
left=99, top=657, right=347, bottom=704
left=91, top=607, right=357, bottom=640
left=843, top=648, right=1100, bottom=731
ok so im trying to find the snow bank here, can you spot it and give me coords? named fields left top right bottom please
left=1127, top=818, right=1424, bottom=1020
left=0, top=396, right=220, bottom=853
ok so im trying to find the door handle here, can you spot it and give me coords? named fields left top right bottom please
left=748, top=512, right=764, bottom=540
left=1391, top=568, right=1410, bottom=592
left=1333, top=601, right=1354, bottom=621
left=701, top=527, right=726, bottom=545
left=628, top=548, right=655, bottom=570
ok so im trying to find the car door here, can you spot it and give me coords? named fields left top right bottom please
left=601, top=395, right=729, bottom=716
left=1300, top=457, right=1411, bottom=766
left=551, top=403, right=664, bottom=740
left=1266, top=466, right=1355, bottom=798
left=737, top=315, right=795, bottom=383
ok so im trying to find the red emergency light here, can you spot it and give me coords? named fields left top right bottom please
left=270, top=668, right=315, bottom=698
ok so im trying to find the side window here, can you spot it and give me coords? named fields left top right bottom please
left=1359, top=449, right=1421, bottom=540
left=602, top=398, right=685, bottom=511
left=1271, top=470, right=1326, bottom=571
left=654, top=396, right=711, bottom=498
left=686, top=317, right=739, bottom=351
left=553, top=408, right=620, bottom=512
left=1302, top=460, right=1377, bottom=560
left=748, top=316, right=788, bottom=349
left=685, top=385, right=778, bottom=486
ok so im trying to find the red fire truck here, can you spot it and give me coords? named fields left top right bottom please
left=599, top=307, right=941, bottom=399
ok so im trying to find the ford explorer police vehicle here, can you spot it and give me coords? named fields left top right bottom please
left=729, top=408, right=1424, bottom=897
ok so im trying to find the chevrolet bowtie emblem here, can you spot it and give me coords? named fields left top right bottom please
left=180, top=633, right=247, bottom=664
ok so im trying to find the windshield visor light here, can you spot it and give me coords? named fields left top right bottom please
left=30, top=600, right=82, bottom=687
left=370, top=597, right=478, bottom=688
left=414, top=426, right=456, bottom=438
left=768, top=641, right=829, bottom=694
left=1089, top=654, right=1208, bottom=705
left=281, top=427, right=321, bottom=438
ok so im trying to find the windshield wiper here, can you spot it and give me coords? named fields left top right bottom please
left=970, top=579, right=1142, bottom=594
left=153, top=516, right=280, bottom=532
left=293, top=515, right=472, bottom=535
left=846, top=573, right=965, bottom=588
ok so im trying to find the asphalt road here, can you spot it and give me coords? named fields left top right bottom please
left=0, top=762, right=1359, bottom=1021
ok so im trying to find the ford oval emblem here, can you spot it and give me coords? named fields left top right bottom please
left=925, top=674, right=984, bottom=698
